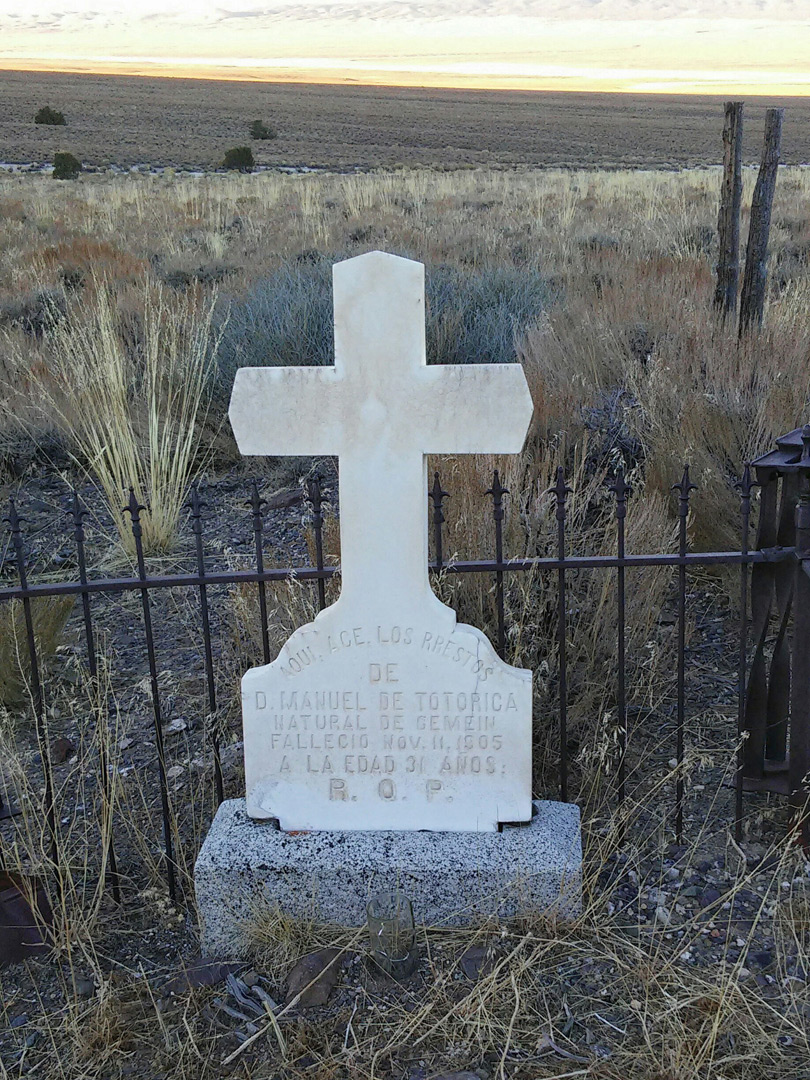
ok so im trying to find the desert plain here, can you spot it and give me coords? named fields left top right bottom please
left=2, top=69, right=810, bottom=169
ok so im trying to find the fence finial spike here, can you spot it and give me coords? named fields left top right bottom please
left=739, top=463, right=755, bottom=498
left=486, top=469, right=509, bottom=500
left=187, top=482, right=206, bottom=516
left=550, top=465, right=571, bottom=498
left=431, top=471, right=449, bottom=501
left=123, top=486, right=146, bottom=518
left=430, top=472, right=449, bottom=518
left=3, top=494, right=22, bottom=532
left=69, top=488, right=90, bottom=542
left=306, top=474, right=328, bottom=511
left=248, top=478, right=266, bottom=514
left=607, top=464, right=631, bottom=501
left=672, top=464, right=698, bottom=501
left=187, top=483, right=207, bottom=534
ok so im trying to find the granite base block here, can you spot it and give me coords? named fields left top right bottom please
left=195, top=799, right=582, bottom=958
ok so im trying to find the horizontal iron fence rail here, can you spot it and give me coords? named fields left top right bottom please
left=0, top=547, right=797, bottom=602
left=1, top=467, right=807, bottom=906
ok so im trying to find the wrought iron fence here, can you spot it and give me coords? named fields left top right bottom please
left=1, top=441, right=808, bottom=905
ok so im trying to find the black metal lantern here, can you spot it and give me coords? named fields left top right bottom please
left=742, top=424, right=810, bottom=822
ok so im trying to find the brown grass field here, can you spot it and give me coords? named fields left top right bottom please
left=2, top=69, right=810, bottom=169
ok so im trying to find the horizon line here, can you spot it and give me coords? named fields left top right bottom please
left=2, top=57, right=809, bottom=98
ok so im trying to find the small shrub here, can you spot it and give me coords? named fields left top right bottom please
left=222, top=146, right=254, bottom=172
left=249, top=120, right=276, bottom=141
left=214, top=259, right=333, bottom=402
left=425, top=264, right=554, bottom=366
left=34, top=106, right=65, bottom=126
left=0, top=288, right=66, bottom=338
left=213, top=257, right=553, bottom=403
left=52, top=153, right=81, bottom=180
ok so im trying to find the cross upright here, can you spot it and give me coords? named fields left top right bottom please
left=229, top=251, right=534, bottom=623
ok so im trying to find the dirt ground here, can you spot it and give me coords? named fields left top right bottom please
left=2, top=69, right=810, bottom=170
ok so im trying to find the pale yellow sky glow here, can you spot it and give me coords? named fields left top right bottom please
left=1, top=2, right=808, bottom=95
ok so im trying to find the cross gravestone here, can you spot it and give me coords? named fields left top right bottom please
left=196, top=252, right=581, bottom=952
left=230, top=250, right=532, bottom=831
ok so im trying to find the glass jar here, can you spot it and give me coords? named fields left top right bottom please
left=366, top=889, right=417, bottom=978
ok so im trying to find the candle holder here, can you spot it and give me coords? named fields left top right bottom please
left=366, top=889, right=417, bottom=979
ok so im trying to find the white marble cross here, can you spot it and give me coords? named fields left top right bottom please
left=230, top=251, right=533, bottom=624
left=229, top=251, right=536, bottom=831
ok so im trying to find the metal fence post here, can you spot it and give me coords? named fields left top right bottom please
left=188, top=486, right=225, bottom=807
left=789, top=430, right=810, bottom=842
left=735, top=467, right=754, bottom=843
left=608, top=468, right=631, bottom=809
left=249, top=481, right=271, bottom=666
left=124, top=489, right=177, bottom=903
left=552, top=468, right=571, bottom=802
left=5, top=498, right=58, bottom=873
left=306, top=477, right=328, bottom=612
left=429, top=472, right=449, bottom=571
left=673, top=466, right=696, bottom=845
left=71, top=491, right=121, bottom=903
left=487, top=470, right=508, bottom=660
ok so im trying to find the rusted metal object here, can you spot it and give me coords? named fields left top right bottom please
left=741, top=426, right=810, bottom=837
left=0, top=871, right=52, bottom=967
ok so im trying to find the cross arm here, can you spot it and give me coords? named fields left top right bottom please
left=419, top=363, right=535, bottom=454
left=229, top=366, right=344, bottom=456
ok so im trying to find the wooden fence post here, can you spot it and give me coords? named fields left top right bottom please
left=714, top=101, right=744, bottom=317
left=739, top=107, right=784, bottom=335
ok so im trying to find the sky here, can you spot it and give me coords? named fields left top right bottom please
left=1, top=1, right=809, bottom=95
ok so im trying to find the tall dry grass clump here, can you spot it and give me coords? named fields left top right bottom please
left=0, top=596, right=74, bottom=706
left=30, top=280, right=222, bottom=556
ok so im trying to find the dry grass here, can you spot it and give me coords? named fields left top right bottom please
left=0, top=162, right=800, bottom=777
left=3, top=280, right=222, bottom=555
left=2, top=718, right=808, bottom=1079
left=1, top=568, right=807, bottom=1079
left=0, top=596, right=74, bottom=706
left=1, top=164, right=808, bottom=783
left=3, top=163, right=805, bottom=547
